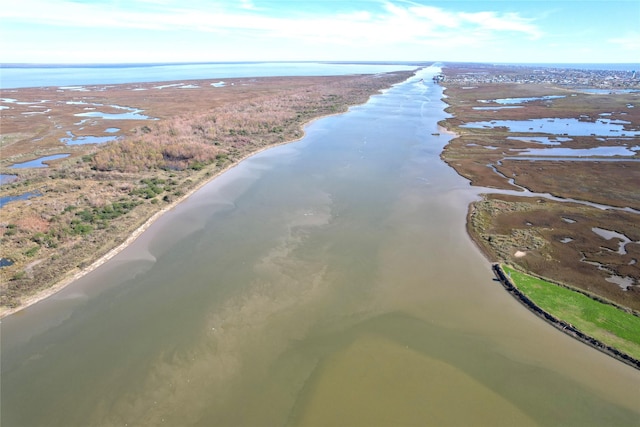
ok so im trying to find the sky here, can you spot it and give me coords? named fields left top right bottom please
left=1, top=0, right=639, bottom=64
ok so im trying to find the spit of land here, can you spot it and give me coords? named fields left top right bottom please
left=0, top=71, right=413, bottom=315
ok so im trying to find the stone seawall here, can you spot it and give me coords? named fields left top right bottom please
left=492, top=264, right=640, bottom=371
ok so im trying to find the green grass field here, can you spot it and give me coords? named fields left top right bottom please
left=502, top=265, right=640, bottom=361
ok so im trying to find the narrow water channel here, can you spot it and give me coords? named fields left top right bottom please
left=2, top=67, right=639, bottom=426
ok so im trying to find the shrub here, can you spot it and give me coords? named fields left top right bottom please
left=71, top=223, right=93, bottom=235
left=12, top=271, right=26, bottom=281
left=25, top=246, right=40, bottom=257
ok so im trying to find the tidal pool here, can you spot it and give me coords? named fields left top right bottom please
left=592, top=227, right=635, bottom=255
left=74, top=105, right=154, bottom=120
left=578, top=88, right=640, bottom=94
left=473, top=106, right=523, bottom=110
left=507, top=136, right=572, bottom=145
left=9, top=154, right=70, bottom=168
left=479, top=95, right=565, bottom=104
left=0, top=191, right=42, bottom=208
left=2, top=68, right=639, bottom=427
left=462, top=117, right=640, bottom=137
left=61, top=131, right=119, bottom=145
left=0, top=174, right=18, bottom=185
left=517, top=146, right=638, bottom=157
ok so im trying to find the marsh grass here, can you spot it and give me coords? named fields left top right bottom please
left=441, top=64, right=640, bottom=312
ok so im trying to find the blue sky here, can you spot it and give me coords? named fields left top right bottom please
left=1, top=0, right=638, bottom=64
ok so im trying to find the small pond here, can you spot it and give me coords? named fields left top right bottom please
left=0, top=192, right=42, bottom=208
left=473, top=106, right=523, bottom=110
left=606, top=275, right=635, bottom=291
left=506, top=156, right=640, bottom=162
left=0, top=258, right=14, bottom=268
left=578, top=89, right=640, bottom=94
left=516, top=146, right=638, bottom=157
left=153, top=83, right=183, bottom=89
left=0, top=174, right=18, bottom=185
left=493, top=95, right=565, bottom=104
left=507, top=136, right=572, bottom=145
left=74, top=105, right=154, bottom=120
left=9, top=154, right=70, bottom=168
left=461, top=117, right=640, bottom=137
left=74, top=110, right=152, bottom=120
left=61, top=131, right=119, bottom=145
left=592, top=227, right=635, bottom=255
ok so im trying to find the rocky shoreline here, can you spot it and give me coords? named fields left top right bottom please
left=492, top=264, right=640, bottom=371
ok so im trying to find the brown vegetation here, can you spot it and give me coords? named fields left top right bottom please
left=0, top=71, right=413, bottom=312
left=440, top=64, right=640, bottom=310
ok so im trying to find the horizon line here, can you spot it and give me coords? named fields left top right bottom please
left=2, top=60, right=638, bottom=68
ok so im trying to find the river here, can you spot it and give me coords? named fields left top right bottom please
left=2, top=66, right=639, bottom=426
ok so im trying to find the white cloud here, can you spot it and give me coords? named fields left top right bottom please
left=608, top=32, right=640, bottom=52
left=459, top=11, right=542, bottom=39
left=239, top=0, right=259, bottom=11
left=2, top=0, right=541, bottom=39
left=0, top=0, right=549, bottom=62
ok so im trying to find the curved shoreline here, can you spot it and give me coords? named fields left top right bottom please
left=0, top=87, right=395, bottom=319
left=492, top=264, right=640, bottom=371
left=436, top=80, right=640, bottom=370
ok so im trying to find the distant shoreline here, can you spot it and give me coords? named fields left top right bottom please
left=1, top=60, right=427, bottom=68
left=0, top=73, right=407, bottom=319
left=0, top=62, right=419, bottom=89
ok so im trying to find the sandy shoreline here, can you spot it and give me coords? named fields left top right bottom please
left=0, top=105, right=366, bottom=319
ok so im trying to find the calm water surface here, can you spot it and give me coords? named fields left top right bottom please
left=461, top=117, right=640, bottom=137
left=9, top=154, right=70, bottom=168
left=2, top=67, right=639, bottom=426
left=1, top=62, right=418, bottom=89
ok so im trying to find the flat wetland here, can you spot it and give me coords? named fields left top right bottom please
left=440, top=64, right=640, bottom=311
left=0, top=71, right=413, bottom=314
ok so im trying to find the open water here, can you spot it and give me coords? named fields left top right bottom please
left=0, top=62, right=418, bottom=89
left=2, top=67, right=639, bottom=426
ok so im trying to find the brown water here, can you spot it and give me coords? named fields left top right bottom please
left=2, top=67, right=639, bottom=426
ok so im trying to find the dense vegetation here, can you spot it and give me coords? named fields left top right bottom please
left=0, top=71, right=413, bottom=312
